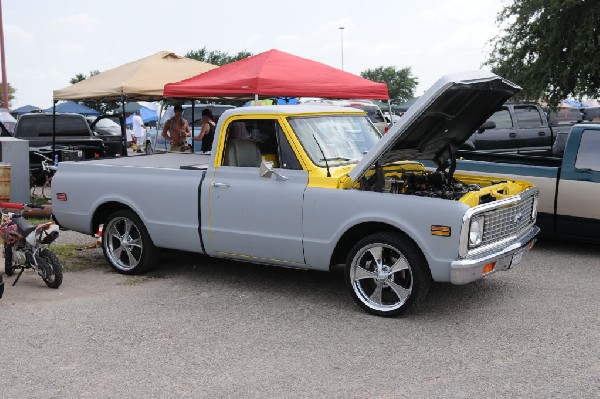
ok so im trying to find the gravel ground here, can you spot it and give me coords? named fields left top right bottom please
left=1, top=233, right=599, bottom=398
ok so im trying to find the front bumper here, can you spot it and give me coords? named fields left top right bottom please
left=450, top=226, right=539, bottom=285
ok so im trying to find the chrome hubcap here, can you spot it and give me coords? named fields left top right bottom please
left=105, top=217, right=143, bottom=271
left=350, top=243, right=413, bottom=312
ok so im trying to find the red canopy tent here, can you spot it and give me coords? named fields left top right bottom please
left=163, top=49, right=389, bottom=100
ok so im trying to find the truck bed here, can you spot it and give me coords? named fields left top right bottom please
left=457, top=149, right=562, bottom=168
left=80, top=152, right=212, bottom=170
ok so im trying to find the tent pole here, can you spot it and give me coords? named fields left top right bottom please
left=255, top=94, right=259, bottom=104
left=190, top=100, right=195, bottom=153
left=152, top=101, right=164, bottom=152
left=387, top=99, right=394, bottom=125
left=52, top=100, right=57, bottom=158
left=121, top=95, right=127, bottom=156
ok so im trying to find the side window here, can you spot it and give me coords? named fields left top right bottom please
left=221, top=119, right=301, bottom=170
left=574, top=130, right=600, bottom=172
left=276, top=124, right=302, bottom=170
left=514, top=106, right=544, bottom=128
left=489, top=108, right=513, bottom=129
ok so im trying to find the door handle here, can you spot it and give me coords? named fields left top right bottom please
left=538, top=131, right=546, bottom=136
left=212, top=182, right=230, bottom=188
left=509, top=133, right=517, bottom=138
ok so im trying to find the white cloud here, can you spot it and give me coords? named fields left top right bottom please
left=5, top=25, right=35, bottom=46
left=45, top=13, right=98, bottom=33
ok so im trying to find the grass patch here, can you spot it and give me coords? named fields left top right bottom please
left=51, top=243, right=107, bottom=272
left=117, top=276, right=156, bottom=286
left=26, top=217, right=52, bottom=225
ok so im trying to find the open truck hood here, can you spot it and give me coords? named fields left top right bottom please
left=348, top=71, right=521, bottom=182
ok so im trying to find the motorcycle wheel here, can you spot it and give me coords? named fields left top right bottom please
left=36, top=248, right=63, bottom=289
left=4, top=244, right=14, bottom=276
left=102, top=210, right=156, bottom=275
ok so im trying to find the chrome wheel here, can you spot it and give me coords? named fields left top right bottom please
left=102, top=210, right=156, bottom=275
left=346, top=232, right=431, bottom=317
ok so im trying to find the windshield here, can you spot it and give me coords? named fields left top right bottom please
left=95, top=118, right=120, bottom=128
left=287, top=115, right=381, bottom=166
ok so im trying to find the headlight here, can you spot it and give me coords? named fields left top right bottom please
left=469, top=215, right=485, bottom=247
left=532, top=196, right=538, bottom=221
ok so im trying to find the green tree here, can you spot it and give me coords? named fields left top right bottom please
left=0, top=83, right=16, bottom=108
left=66, top=70, right=103, bottom=112
left=69, top=70, right=100, bottom=85
left=185, top=47, right=253, bottom=66
left=485, top=0, right=600, bottom=107
left=360, top=66, right=418, bottom=104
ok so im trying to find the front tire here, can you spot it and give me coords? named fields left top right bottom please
left=345, top=232, right=431, bottom=317
left=102, top=210, right=156, bottom=275
left=4, top=244, right=14, bottom=276
left=37, top=248, right=63, bottom=289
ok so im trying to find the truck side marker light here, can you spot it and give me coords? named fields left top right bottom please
left=56, top=193, right=68, bottom=201
left=431, top=225, right=451, bottom=237
left=482, top=262, right=496, bottom=275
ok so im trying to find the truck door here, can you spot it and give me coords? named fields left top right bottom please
left=555, top=129, right=600, bottom=240
left=205, top=118, right=308, bottom=266
left=513, top=105, right=551, bottom=149
left=475, top=107, right=518, bottom=150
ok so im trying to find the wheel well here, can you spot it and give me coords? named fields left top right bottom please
left=91, top=201, right=135, bottom=235
left=330, top=222, right=425, bottom=268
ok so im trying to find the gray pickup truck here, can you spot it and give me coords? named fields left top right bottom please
left=463, top=102, right=558, bottom=151
left=13, top=113, right=106, bottom=166
left=51, top=71, right=539, bottom=317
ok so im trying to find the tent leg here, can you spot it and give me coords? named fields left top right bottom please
left=121, top=96, right=128, bottom=156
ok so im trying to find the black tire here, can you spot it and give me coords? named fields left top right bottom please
left=4, top=244, right=14, bottom=276
left=37, top=248, right=63, bottom=289
left=102, top=210, right=156, bottom=275
left=345, top=232, right=432, bottom=317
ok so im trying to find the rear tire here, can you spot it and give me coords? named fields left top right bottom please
left=345, top=232, right=431, bottom=317
left=37, top=248, right=63, bottom=289
left=102, top=210, right=156, bottom=275
left=4, top=244, right=14, bottom=276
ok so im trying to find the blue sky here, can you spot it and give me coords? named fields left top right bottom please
left=3, top=0, right=502, bottom=108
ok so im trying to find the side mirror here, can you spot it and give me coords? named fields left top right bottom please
left=259, top=159, right=288, bottom=181
left=477, top=120, right=496, bottom=133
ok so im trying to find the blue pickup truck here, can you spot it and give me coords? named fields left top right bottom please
left=455, top=123, right=600, bottom=241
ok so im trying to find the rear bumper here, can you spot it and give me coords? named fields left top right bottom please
left=450, top=226, right=539, bottom=285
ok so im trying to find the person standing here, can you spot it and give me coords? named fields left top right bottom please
left=193, top=108, right=216, bottom=152
left=132, top=110, right=146, bottom=153
left=161, top=104, right=191, bottom=152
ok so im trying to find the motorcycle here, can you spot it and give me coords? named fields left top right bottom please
left=1, top=202, right=62, bottom=289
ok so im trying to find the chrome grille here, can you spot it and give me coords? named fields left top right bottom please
left=482, top=196, right=535, bottom=245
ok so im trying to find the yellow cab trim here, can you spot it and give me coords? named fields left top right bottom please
left=455, top=173, right=535, bottom=207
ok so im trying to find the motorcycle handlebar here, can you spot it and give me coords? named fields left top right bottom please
left=0, top=203, right=45, bottom=210
left=0, top=202, right=25, bottom=210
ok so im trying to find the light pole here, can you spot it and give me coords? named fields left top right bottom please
left=0, top=0, right=8, bottom=108
left=339, top=26, right=345, bottom=70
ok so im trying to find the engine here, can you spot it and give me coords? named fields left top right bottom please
left=367, top=170, right=481, bottom=201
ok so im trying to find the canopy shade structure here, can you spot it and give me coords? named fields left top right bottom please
left=43, top=101, right=100, bottom=116
left=11, top=104, right=40, bottom=116
left=163, top=49, right=389, bottom=100
left=125, top=106, right=158, bottom=125
left=53, top=51, right=218, bottom=101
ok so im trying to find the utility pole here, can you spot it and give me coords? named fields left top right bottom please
left=0, top=0, right=8, bottom=108
left=339, top=26, right=345, bottom=70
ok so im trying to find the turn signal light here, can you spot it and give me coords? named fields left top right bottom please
left=482, top=262, right=496, bottom=275
left=431, top=225, right=451, bottom=237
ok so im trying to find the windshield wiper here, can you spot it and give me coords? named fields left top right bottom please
left=320, top=156, right=352, bottom=162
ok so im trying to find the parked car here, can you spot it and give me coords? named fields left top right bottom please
left=463, top=102, right=553, bottom=151
left=297, top=98, right=389, bottom=134
left=581, top=107, right=600, bottom=122
left=148, top=104, right=236, bottom=152
left=86, top=116, right=125, bottom=156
